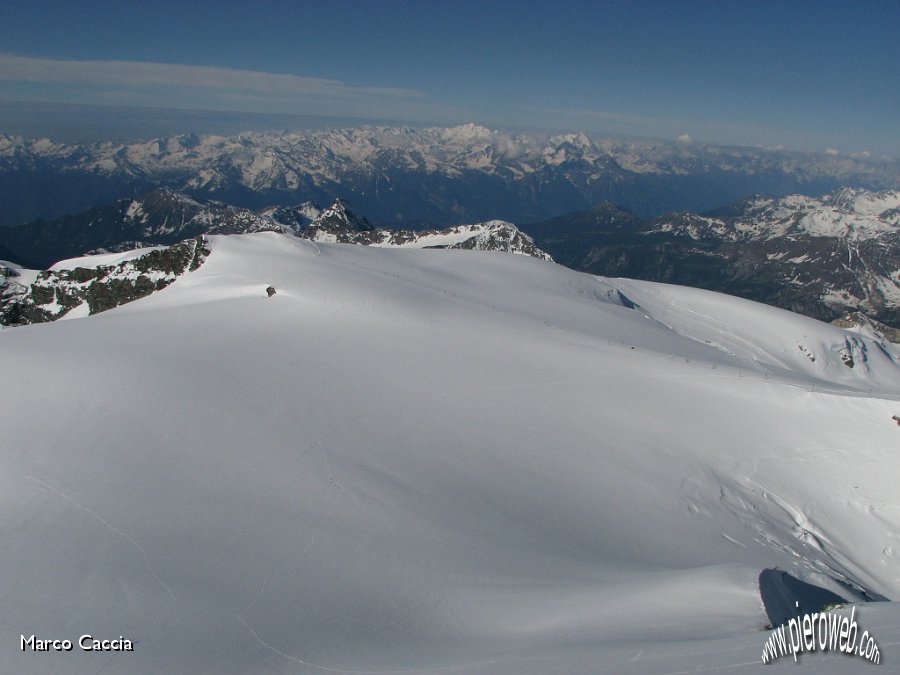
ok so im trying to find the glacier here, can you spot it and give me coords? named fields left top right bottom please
left=1, top=233, right=898, bottom=673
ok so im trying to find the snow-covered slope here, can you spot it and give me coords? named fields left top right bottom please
left=1, top=234, right=898, bottom=673
left=710, top=188, right=900, bottom=241
left=301, top=201, right=552, bottom=260
left=369, top=220, right=549, bottom=259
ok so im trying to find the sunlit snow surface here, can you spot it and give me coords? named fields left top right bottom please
left=1, top=233, right=898, bottom=674
left=47, top=245, right=168, bottom=272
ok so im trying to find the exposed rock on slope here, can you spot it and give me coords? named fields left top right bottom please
left=300, top=200, right=552, bottom=260
left=1, top=236, right=208, bottom=326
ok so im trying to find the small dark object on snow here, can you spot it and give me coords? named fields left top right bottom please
left=266, top=286, right=276, bottom=297
left=892, top=414, right=900, bottom=426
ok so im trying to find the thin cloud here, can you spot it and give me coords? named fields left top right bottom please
left=523, top=104, right=815, bottom=150
left=0, top=54, right=424, bottom=102
left=523, top=105, right=695, bottom=140
left=530, top=106, right=650, bottom=125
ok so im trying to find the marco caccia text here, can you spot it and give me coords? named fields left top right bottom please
left=21, top=634, right=134, bottom=651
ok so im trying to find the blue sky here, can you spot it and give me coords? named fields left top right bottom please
left=0, top=0, right=897, bottom=154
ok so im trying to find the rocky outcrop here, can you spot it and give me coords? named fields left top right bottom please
left=1, top=236, right=208, bottom=327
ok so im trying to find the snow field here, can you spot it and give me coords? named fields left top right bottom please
left=1, top=232, right=897, bottom=673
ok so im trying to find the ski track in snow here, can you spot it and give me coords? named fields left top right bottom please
left=24, top=475, right=177, bottom=602
left=22, top=476, right=183, bottom=675
left=300, top=237, right=322, bottom=256
left=317, top=440, right=342, bottom=491
left=234, top=614, right=623, bottom=675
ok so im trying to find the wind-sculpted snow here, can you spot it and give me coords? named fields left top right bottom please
left=1, top=234, right=898, bottom=673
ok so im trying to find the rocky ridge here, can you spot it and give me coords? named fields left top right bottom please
left=0, top=188, right=551, bottom=269
left=1, top=237, right=208, bottom=326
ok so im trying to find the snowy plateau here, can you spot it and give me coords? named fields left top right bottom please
left=1, top=233, right=900, bottom=674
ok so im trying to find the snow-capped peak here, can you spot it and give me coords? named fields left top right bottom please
left=308, top=199, right=374, bottom=235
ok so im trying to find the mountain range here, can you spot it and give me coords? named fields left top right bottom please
left=2, top=185, right=896, bottom=331
left=2, top=124, right=897, bottom=228
left=0, top=188, right=549, bottom=271
left=524, top=188, right=899, bottom=328
left=0, top=191, right=549, bottom=327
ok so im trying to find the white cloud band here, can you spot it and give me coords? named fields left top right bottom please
left=0, top=54, right=423, bottom=102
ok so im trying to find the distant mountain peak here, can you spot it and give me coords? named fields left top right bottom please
left=309, top=198, right=374, bottom=235
left=262, top=201, right=322, bottom=230
left=590, top=201, right=638, bottom=217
